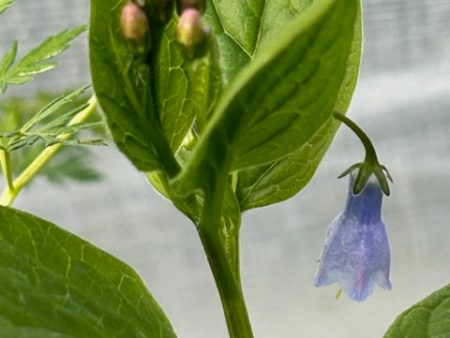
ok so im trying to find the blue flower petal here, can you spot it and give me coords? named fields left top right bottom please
left=314, top=176, right=391, bottom=301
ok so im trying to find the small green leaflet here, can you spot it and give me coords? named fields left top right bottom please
left=0, top=206, right=177, bottom=337
left=0, top=86, right=105, bottom=152
left=384, top=284, right=450, bottom=338
left=0, top=26, right=86, bottom=93
left=0, top=0, right=13, bottom=14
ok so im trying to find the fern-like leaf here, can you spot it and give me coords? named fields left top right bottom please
left=0, top=86, right=106, bottom=152
left=0, top=26, right=86, bottom=93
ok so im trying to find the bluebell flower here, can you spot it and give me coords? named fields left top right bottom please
left=314, top=175, right=391, bottom=301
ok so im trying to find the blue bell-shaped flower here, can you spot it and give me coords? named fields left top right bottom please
left=314, top=174, right=392, bottom=301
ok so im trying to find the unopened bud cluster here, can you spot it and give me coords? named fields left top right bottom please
left=120, top=0, right=209, bottom=58
left=176, top=0, right=208, bottom=58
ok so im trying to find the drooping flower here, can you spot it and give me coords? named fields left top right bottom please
left=314, top=174, right=392, bottom=301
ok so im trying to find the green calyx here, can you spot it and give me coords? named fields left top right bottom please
left=334, top=112, right=393, bottom=196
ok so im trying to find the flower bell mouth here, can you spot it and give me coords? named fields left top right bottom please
left=314, top=174, right=392, bottom=301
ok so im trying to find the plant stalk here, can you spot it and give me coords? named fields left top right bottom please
left=333, top=111, right=379, bottom=164
left=0, top=149, right=15, bottom=200
left=0, top=95, right=98, bottom=206
left=198, top=186, right=253, bottom=338
left=198, top=227, right=253, bottom=338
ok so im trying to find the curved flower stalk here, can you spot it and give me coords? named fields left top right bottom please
left=314, top=174, right=391, bottom=301
left=333, top=112, right=392, bottom=196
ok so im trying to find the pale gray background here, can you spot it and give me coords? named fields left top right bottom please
left=1, top=0, right=450, bottom=337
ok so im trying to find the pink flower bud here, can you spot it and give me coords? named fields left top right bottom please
left=176, top=8, right=206, bottom=50
left=120, top=2, right=150, bottom=42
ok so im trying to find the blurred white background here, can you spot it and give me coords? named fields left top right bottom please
left=1, top=0, right=450, bottom=337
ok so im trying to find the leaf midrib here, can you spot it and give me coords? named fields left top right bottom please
left=209, top=0, right=253, bottom=59
left=210, top=0, right=307, bottom=60
left=252, top=0, right=270, bottom=57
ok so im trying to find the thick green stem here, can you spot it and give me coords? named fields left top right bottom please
left=198, top=186, right=253, bottom=338
left=198, top=226, right=253, bottom=338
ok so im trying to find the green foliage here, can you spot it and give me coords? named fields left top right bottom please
left=0, top=206, right=177, bottom=337
left=90, top=0, right=362, bottom=308
left=174, top=0, right=361, bottom=206
left=0, top=91, right=103, bottom=184
left=0, top=26, right=86, bottom=93
left=90, top=0, right=362, bottom=213
left=385, top=284, right=450, bottom=338
left=90, top=2, right=362, bottom=334
left=0, top=0, right=13, bottom=14
left=0, top=87, right=104, bottom=151
left=90, top=1, right=221, bottom=175
left=3, top=0, right=372, bottom=335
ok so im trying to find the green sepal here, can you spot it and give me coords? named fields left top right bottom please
left=334, top=112, right=392, bottom=196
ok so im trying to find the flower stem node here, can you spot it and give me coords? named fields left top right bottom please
left=176, top=8, right=208, bottom=59
left=177, top=0, right=206, bottom=14
left=314, top=174, right=392, bottom=301
left=333, top=112, right=393, bottom=196
left=120, top=1, right=151, bottom=53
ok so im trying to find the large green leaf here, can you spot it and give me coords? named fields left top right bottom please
left=236, top=2, right=362, bottom=210
left=174, top=0, right=359, bottom=196
left=385, top=284, right=450, bottom=338
left=0, top=206, right=176, bottom=337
